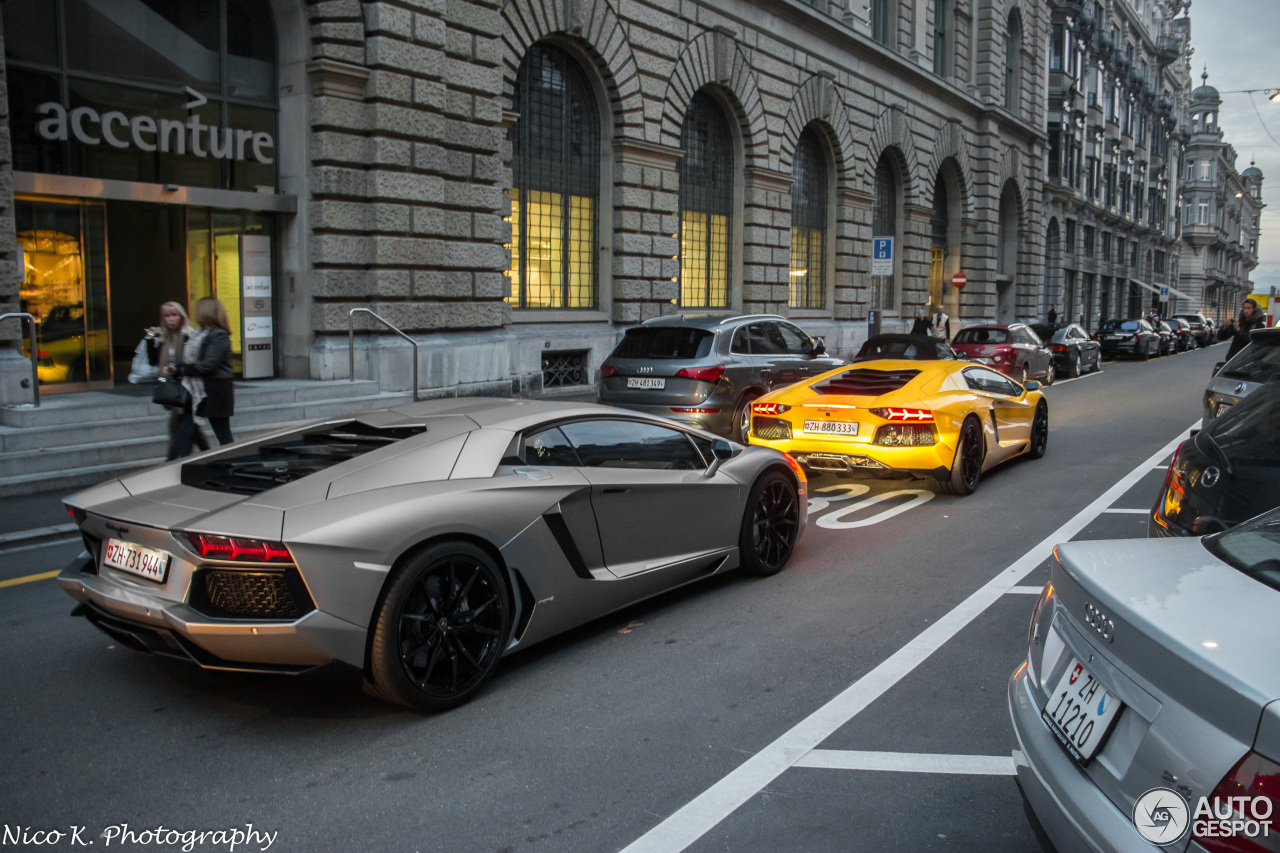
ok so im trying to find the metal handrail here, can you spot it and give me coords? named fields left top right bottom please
left=348, top=308, right=420, bottom=401
left=0, top=312, right=40, bottom=407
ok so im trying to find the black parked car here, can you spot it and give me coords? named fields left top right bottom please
left=1150, top=382, right=1280, bottom=537
left=1031, top=323, right=1101, bottom=378
left=1095, top=318, right=1160, bottom=360
left=1172, top=312, right=1213, bottom=348
left=1154, top=321, right=1177, bottom=356
left=1164, top=317, right=1195, bottom=352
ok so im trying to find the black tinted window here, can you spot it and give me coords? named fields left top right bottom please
left=954, top=328, right=1010, bottom=345
left=1208, top=387, right=1280, bottom=465
left=775, top=323, right=812, bottom=355
left=731, top=327, right=750, bottom=354
left=963, top=367, right=1021, bottom=396
left=746, top=323, right=785, bottom=355
left=523, top=427, right=581, bottom=466
left=559, top=420, right=705, bottom=470
left=1205, top=506, right=1280, bottom=594
left=1219, top=336, right=1280, bottom=382
left=612, top=327, right=714, bottom=360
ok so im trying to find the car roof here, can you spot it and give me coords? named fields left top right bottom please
left=637, top=313, right=786, bottom=330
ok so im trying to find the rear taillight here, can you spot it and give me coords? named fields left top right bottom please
left=1050, top=344, right=1069, bottom=353
left=185, top=533, right=293, bottom=563
left=676, top=366, right=725, bottom=383
left=1132, top=334, right=1142, bottom=342
left=1195, top=751, right=1280, bottom=852
left=1026, top=579, right=1054, bottom=683
left=996, top=346, right=1015, bottom=360
left=600, top=364, right=618, bottom=377
left=1154, top=445, right=1186, bottom=529
left=869, top=407, right=934, bottom=422
left=65, top=504, right=85, bottom=525
left=752, top=402, right=791, bottom=415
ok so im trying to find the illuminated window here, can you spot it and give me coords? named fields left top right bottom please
left=508, top=44, right=599, bottom=309
left=678, top=92, right=733, bottom=308
left=789, top=127, right=827, bottom=309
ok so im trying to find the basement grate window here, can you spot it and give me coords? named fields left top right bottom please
left=542, top=350, right=589, bottom=388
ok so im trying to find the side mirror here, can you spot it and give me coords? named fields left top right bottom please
left=1023, top=380, right=1042, bottom=392
left=705, top=438, right=737, bottom=477
left=1212, top=361, right=1225, bottom=377
left=809, top=337, right=826, bottom=357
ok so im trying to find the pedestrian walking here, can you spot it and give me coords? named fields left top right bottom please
left=1047, top=304, right=1058, bottom=327
left=150, top=302, right=210, bottom=460
left=1221, top=297, right=1266, bottom=360
left=910, top=307, right=930, bottom=336
left=929, top=304, right=950, bottom=340
left=167, top=297, right=235, bottom=457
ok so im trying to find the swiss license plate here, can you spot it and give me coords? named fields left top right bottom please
left=1216, top=401, right=1233, bottom=417
left=102, top=538, right=171, bottom=584
left=626, top=377, right=665, bottom=389
left=803, top=420, right=858, bottom=435
left=1041, top=657, right=1123, bottom=763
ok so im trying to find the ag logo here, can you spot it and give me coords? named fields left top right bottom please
left=1133, top=787, right=1190, bottom=845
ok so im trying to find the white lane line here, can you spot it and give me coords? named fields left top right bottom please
left=1048, top=369, right=1103, bottom=386
left=619, top=422, right=1198, bottom=853
left=1005, top=585, right=1044, bottom=595
left=794, top=750, right=1016, bottom=776
left=1101, top=508, right=1150, bottom=514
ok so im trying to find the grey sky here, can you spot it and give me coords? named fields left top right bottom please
left=1187, top=0, right=1280, bottom=291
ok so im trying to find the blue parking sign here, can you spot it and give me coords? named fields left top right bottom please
left=872, top=237, right=893, bottom=276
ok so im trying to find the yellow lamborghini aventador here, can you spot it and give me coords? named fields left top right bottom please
left=747, top=359, right=1048, bottom=495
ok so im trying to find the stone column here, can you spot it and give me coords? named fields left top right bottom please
left=0, top=14, right=32, bottom=406
left=611, top=138, right=682, bottom=324
left=741, top=166, right=793, bottom=314
left=835, top=187, right=872, bottom=321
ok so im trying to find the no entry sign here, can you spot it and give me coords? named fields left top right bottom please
left=952, top=272, right=967, bottom=288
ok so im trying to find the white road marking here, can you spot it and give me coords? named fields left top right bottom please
left=1047, top=369, right=1103, bottom=387
left=794, top=750, right=1015, bottom=776
left=1005, top=585, right=1044, bottom=595
left=1101, top=508, right=1150, bottom=514
left=619, top=422, right=1198, bottom=853
left=816, top=489, right=933, bottom=529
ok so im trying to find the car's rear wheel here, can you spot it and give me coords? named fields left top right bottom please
left=366, top=541, right=511, bottom=712
left=1044, top=362, right=1055, bottom=386
left=1028, top=400, right=1049, bottom=459
left=732, top=393, right=760, bottom=444
left=1067, top=353, right=1080, bottom=378
left=936, top=416, right=984, bottom=496
left=738, top=470, right=799, bottom=577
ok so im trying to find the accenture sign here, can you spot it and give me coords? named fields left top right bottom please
left=33, top=87, right=274, bottom=164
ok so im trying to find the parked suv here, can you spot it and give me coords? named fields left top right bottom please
left=598, top=314, right=844, bottom=442
left=1173, top=312, right=1213, bottom=347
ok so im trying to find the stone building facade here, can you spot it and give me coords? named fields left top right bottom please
left=0, top=0, right=1048, bottom=404
left=1178, top=76, right=1264, bottom=325
left=1042, top=0, right=1192, bottom=332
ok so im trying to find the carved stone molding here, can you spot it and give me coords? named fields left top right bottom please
left=307, top=58, right=370, bottom=100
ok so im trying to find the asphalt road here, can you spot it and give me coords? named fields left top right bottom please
left=0, top=344, right=1221, bottom=853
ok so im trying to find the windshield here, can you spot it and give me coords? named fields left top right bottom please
left=1206, top=385, right=1280, bottom=465
left=1217, top=335, right=1280, bottom=382
left=953, top=328, right=1009, bottom=345
left=1101, top=320, right=1141, bottom=332
left=611, top=327, right=714, bottom=360
left=1205, top=506, right=1280, bottom=594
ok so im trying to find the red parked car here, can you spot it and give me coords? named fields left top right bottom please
left=951, top=323, right=1055, bottom=385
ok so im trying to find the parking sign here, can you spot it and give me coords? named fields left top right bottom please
left=872, top=237, right=893, bottom=276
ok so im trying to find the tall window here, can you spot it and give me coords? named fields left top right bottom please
left=678, top=92, right=733, bottom=308
left=508, top=44, right=600, bottom=309
left=932, top=0, right=948, bottom=76
left=930, top=174, right=949, bottom=306
left=871, top=0, right=890, bottom=45
left=871, top=153, right=900, bottom=309
left=789, top=127, right=827, bottom=309
left=1005, top=12, right=1022, bottom=111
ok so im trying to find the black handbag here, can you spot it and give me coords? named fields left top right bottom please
left=152, top=376, right=191, bottom=409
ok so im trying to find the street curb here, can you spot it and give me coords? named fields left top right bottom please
left=0, top=523, right=79, bottom=549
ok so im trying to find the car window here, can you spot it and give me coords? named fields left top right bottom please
left=611, top=327, right=714, bottom=360
left=746, top=323, right=785, bottom=355
left=1219, top=335, right=1280, bottom=382
left=775, top=323, right=812, bottom=355
left=730, top=327, right=750, bottom=354
left=1204, top=506, right=1280, bottom=594
left=522, top=426, right=582, bottom=467
left=1207, top=388, right=1280, bottom=465
left=558, top=420, right=706, bottom=470
left=954, top=328, right=1010, bottom=345
left=963, top=366, right=1021, bottom=396
left=934, top=342, right=957, bottom=359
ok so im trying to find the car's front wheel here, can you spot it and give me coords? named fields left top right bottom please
left=366, top=540, right=511, bottom=712
left=1028, top=400, right=1049, bottom=459
left=738, top=470, right=800, bottom=577
left=936, top=416, right=984, bottom=496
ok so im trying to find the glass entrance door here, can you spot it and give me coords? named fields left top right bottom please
left=16, top=198, right=111, bottom=392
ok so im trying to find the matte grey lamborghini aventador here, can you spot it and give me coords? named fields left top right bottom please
left=59, top=398, right=807, bottom=711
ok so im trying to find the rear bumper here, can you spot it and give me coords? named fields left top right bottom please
left=59, top=552, right=366, bottom=671
left=1008, top=665, right=1154, bottom=853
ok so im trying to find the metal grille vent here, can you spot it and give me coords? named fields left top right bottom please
left=814, top=369, right=920, bottom=397
left=752, top=417, right=792, bottom=441
left=190, top=569, right=314, bottom=621
left=542, top=350, right=589, bottom=388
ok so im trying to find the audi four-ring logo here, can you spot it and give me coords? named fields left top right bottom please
left=638, top=366, right=654, bottom=374
left=1084, top=602, right=1115, bottom=642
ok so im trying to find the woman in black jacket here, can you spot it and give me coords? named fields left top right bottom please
left=166, top=297, right=235, bottom=457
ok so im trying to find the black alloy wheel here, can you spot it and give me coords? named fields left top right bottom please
left=938, top=416, right=984, bottom=496
left=1029, top=400, right=1049, bottom=459
left=739, top=471, right=800, bottom=577
left=367, top=541, right=511, bottom=712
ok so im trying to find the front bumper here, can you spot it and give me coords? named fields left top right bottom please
left=59, top=552, right=366, bottom=671
left=1008, top=665, right=1155, bottom=853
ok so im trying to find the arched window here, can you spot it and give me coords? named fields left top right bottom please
left=1004, top=11, right=1022, bottom=112
left=789, top=127, right=827, bottom=309
left=508, top=44, right=600, bottom=309
left=871, top=152, right=901, bottom=309
left=678, top=91, right=733, bottom=308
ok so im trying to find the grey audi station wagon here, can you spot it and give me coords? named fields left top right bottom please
left=597, top=314, right=844, bottom=442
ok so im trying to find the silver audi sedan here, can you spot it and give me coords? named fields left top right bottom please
left=1009, top=510, right=1280, bottom=852
left=60, top=398, right=806, bottom=712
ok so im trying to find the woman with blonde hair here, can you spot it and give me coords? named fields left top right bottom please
left=146, top=301, right=209, bottom=459
left=164, top=297, right=235, bottom=456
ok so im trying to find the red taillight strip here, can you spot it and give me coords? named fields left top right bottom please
left=751, top=402, right=791, bottom=415
left=871, top=407, right=935, bottom=422
left=186, top=533, right=294, bottom=563
left=675, top=366, right=725, bottom=383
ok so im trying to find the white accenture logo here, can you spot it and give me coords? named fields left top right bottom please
left=34, top=102, right=275, bottom=164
